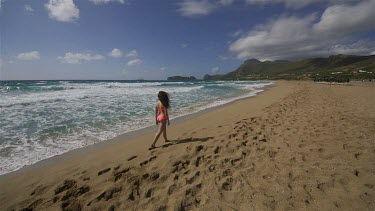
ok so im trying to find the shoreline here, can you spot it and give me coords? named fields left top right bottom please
left=0, top=81, right=274, bottom=178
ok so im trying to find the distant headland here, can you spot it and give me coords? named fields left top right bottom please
left=167, top=76, right=197, bottom=81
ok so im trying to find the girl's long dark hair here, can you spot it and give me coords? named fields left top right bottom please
left=158, top=91, right=170, bottom=108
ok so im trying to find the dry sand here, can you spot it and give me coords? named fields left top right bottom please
left=0, top=81, right=374, bottom=210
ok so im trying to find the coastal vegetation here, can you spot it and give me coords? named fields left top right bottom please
left=204, top=54, right=375, bottom=81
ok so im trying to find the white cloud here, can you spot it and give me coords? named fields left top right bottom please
left=178, top=0, right=357, bottom=17
left=177, top=0, right=217, bottom=16
left=245, top=0, right=318, bottom=8
left=229, top=29, right=243, bottom=37
left=160, top=67, right=166, bottom=71
left=17, top=51, right=40, bottom=60
left=45, top=0, right=79, bottom=22
left=89, top=0, right=125, bottom=4
left=229, top=1, right=375, bottom=61
left=126, top=50, right=138, bottom=57
left=211, top=66, right=220, bottom=74
left=314, top=0, right=375, bottom=35
left=109, top=48, right=123, bottom=58
left=24, top=4, right=34, bottom=12
left=230, top=14, right=318, bottom=60
left=245, top=0, right=362, bottom=9
left=176, top=0, right=365, bottom=18
left=181, top=43, right=189, bottom=48
left=328, top=40, right=375, bottom=55
left=58, top=52, right=105, bottom=64
left=370, top=50, right=375, bottom=55
left=127, top=59, right=142, bottom=66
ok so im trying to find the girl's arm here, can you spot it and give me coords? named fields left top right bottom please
left=165, top=107, right=170, bottom=126
left=155, top=105, right=158, bottom=125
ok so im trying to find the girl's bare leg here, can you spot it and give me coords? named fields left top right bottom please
left=151, top=120, right=166, bottom=148
left=163, top=123, right=169, bottom=142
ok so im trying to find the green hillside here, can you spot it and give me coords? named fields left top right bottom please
left=204, top=54, right=375, bottom=81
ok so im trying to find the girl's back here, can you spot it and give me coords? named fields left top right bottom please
left=156, top=101, right=166, bottom=116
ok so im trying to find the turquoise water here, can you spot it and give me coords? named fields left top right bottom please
left=0, top=80, right=272, bottom=175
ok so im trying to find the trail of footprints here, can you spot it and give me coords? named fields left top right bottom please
left=20, top=113, right=285, bottom=210
left=15, top=84, right=375, bottom=210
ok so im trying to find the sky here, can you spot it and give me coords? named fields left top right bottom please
left=0, top=0, right=374, bottom=80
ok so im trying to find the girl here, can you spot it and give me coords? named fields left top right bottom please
left=150, top=91, right=170, bottom=149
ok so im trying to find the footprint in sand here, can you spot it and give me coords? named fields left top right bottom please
left=195, top=145, right=204, bottom=152
left=222, top=169, right=232, bottom=177
left=364, top=184, right=374, bottom=189
left=230, top=157, right=242, bottom=166
left=354, top=153, right=362, bottom=159
left=185, top=183, right=202, bottom=197
left=54, top=180, right=77, bottom=195
left=30, top=184, right=47, bottom=196
left=88, top=186, right=122, bottom=206
left=168, top=183, right=177, bottom=195
left=22, top=199, right=44, bottom=211
left=150, top=172, right=160, bottom=181
left=82, top=177, right=90, bottom=181
left=127, top=155, right=137, bottom=161
left=221, top=177, right=234, bottom=191
left=195, top=156, right=203, bottom=167
left=186, top=171, right=200, bottom=184
left=113, top=165, right=120, bottom=171
left=179, top=184, right=203, bottom=210
left=172, top=160, right=190, bottom=173
left=112, top=167, right=131, bottom=182
left=145, top=188, right=153, bottom=198
left=61, top=185, right=90, bottom=201
left=128, top=180, right=140, bottom=201
left=140, top=156, right=157, bottom=167
left=214, top=146, right=221, bottom=154
left=268, top=150, right=277, bottom=159
left=98, top=168, right=111, bottom=176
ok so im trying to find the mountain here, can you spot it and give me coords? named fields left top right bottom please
left=204, top=54, right=375, bottom=80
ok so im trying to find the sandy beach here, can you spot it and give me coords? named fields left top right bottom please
left=0, top=81, right=374, bottom=210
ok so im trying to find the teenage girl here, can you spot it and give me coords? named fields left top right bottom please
left=150, top=91, right=170, bottom=149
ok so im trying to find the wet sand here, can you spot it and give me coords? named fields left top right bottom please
left=0, top=81, right=374, bottom=210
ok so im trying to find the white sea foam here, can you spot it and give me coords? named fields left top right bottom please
left=0, top=80, right=272, bottom=175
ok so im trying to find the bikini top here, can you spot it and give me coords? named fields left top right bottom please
left=157, top=104, right=165, bottom=115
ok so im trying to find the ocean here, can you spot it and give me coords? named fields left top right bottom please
left=0, top=80, right=272, bottom=175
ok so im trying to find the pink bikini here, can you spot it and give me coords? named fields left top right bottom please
left=156, top=106, right=167, bottom=122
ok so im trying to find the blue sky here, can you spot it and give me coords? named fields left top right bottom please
left=1, top=0, right=374, bottom=80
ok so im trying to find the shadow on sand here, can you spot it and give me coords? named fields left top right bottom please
left=174, top=137, right=213, bottom=144
left=152, top=137, right=214, bottom=150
